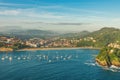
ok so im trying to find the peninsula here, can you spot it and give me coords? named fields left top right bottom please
left=96, top=43, right=120, bottom=67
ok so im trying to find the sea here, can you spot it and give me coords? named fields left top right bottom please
left=0, top=49, right=120, bottom=80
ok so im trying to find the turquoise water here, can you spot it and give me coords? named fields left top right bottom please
left=0, top=49, right=120, bottom=80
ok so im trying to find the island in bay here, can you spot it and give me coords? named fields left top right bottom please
left=96, top=44, right=120, bottom=67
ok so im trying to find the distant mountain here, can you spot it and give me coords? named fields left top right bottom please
left=43, top=27, right=120, bottom=48
left=0, top=28, right=91, bottom=40
left=0, top=29, right=59, bottom=39
left=0, top=27, right=120, bottom=45
left=60, top=31, right=90, bottom=39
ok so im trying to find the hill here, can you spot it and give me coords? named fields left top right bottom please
left=96, top=46, right=120, bottom=67
left=89, top=27, right=120, bottom=44
left=60, top=31, right=90, bottom=39
left=0, top=30, right=59, bottom=40
left=94, top=27, right=120, bottom=67
left=77, top=27, right=120, bottom=47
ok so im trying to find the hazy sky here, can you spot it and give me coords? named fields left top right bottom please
left=0, top=0, right=120, bottom=32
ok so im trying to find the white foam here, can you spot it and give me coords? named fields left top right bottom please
left=84, top=62, right=96, bottom=66
left=110, top=65, right=119, bottom=69
left=109, top=68, right=118, bottom=72
left=97, top=63, right=120, bottom=72
left=108, top=65, right=120, bottom=72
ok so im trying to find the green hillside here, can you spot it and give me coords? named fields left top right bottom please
left=96, top=46, right=120, bottom=67
left=77, top=27, right=120, bottom=47
left=93, top=27, right=120, bottom=67
left=89, top=27, right=120, bottom=45
left=60, top=31, right=90, bottom=39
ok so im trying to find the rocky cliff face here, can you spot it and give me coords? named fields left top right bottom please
left=96, top=58, right=108, bottom=67
left=96, top=47, right=120, bottom=67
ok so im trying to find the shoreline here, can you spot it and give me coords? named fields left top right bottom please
left=96, top=61, right=120, bottom=69
left=0, top=47, right=13, bottom=52
left=17, top=47, right=100, bottom=51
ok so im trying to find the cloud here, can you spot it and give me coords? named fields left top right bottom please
left=0, top=10, right=20, bottom=15
left=0, top=1, right=106, bottom=21
left=23, top=21, right=89, bottom=26
left=0, top=2, right=112, bottom=29
left=65, top=8, right=104, bottom=14
left=22, top=21, right=44, bottom=24
left=0, top=26, right=23, bottom=32
left=0, top=7, right=66, bottom=20
left=27, top=12, right=65, bottom=19
left=51, top=22, right=89, bottom=25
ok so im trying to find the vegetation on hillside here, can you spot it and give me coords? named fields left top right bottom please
left=76, top=27, right=120, bottom=47
left=96, top=46, right=120, bottom=67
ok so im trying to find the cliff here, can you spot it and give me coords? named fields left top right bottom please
left=96, top=47, right=120, bottom=67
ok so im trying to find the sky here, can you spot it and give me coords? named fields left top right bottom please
left=0, top=0, right=120, bottom=32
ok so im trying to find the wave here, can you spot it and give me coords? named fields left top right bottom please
left=84, top=62, right=96, bottom=66
left=110, top=65, right=120, bottom=69
left=96, top=63, right=120, bottom=72
left=109, top=65, right=120, bottom=72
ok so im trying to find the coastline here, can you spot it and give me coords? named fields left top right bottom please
left=96, top=60, right=120, bottom=69
left=17, top=47, right=100, bottom=51
left=0, top=47, right=13, bottom=52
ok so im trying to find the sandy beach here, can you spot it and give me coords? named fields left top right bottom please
left=17, top=47, right=100, bottom=51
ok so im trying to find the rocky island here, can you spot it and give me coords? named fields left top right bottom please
left=96, top=43, right=120, bottom=67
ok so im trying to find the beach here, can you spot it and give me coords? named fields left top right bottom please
left=17, top=47, right=100, bottom=51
